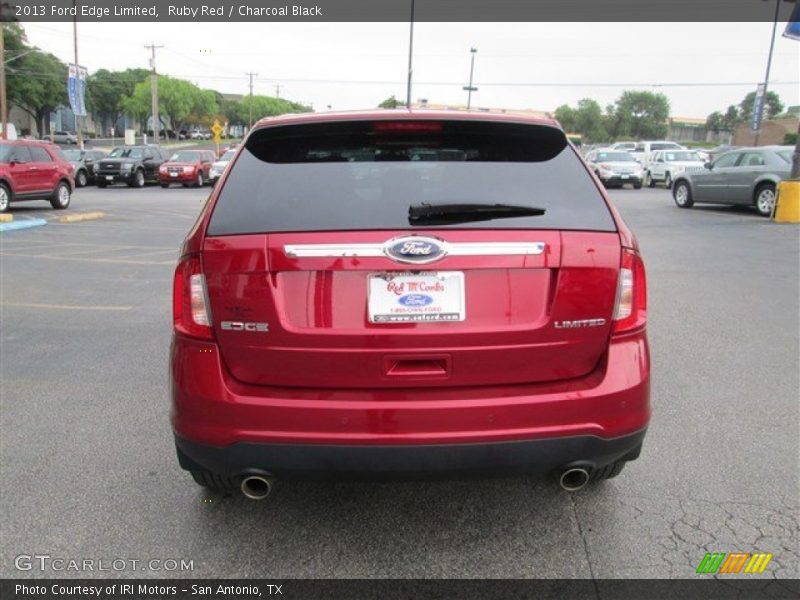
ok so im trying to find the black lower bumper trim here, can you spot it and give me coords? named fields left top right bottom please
left=175, top=430, right=647, bottom=480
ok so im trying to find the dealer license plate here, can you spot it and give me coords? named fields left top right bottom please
left=368, top=272, right=465, bottom=323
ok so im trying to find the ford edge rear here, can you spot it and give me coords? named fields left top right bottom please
left=170, top=110, right=650, bottom=497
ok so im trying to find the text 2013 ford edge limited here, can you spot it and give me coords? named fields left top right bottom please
left=171, top=111, right=650, bottom=499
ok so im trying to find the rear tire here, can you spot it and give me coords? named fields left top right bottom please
left=190, top=470, right=238, bottom=491
left=633, top=181, right=642, bottom=190
left=645, top=171, right=655, bottom=188
left=160, top=183, right=170, bottom=188
left=75, top=169, right=88, bottom=188
left=50, top=181, right=71, bottom=210
left=97, top=182, right=107, bottom=188
left=664, top=172, right=673, bottom=189
left=129, top=169, right=145, bottom=188
left=591, top=461, right=626, bottom=481
left=754, top=183, right=776, bottom=217
left=673, top=180, right=694, bottom=208
left=194, top=172, right=204, bottom=188
left=0, top=182, right=11, bottom=212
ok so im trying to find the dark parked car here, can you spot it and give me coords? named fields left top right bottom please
left=171, top=110, right=650, bottom=499
left=672, top=146, right=793, bottom=216
left=159, top=150, right=214, bottom=188
left=62, top=148, right=106, bottom=187
left=0, top=140, right=74, bottom=212
left=94, top=145, right=166, bottom=188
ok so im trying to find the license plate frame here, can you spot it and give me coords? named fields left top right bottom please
left=368, top=272, right=465, bottom=324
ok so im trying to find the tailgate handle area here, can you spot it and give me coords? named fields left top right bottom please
left=384, top=355, right=451, bottom=378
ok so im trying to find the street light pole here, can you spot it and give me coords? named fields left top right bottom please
left=463, top=47, right=478, bottom=109
left=754, top=0, right=781, bottom=147
left=73, top=0, right=83, bottom=150
left=145, top=42, right=163, bottom=144
left=245, top=72, right=258, bottom=130
left=0, top=24, right=6, bottom=141
left=406, top=0, right=415, bottom=108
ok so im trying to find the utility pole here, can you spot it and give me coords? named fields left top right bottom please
left=754, top=0, right=781, bottom=147
left=406, top=0, right=415, bottom=108
left=463, top=47, right=478, bottom=110
left=245, top=72, right=258, bottom=129
left=0, top=24, right=6, bottom=140
left=145, top=42, right=163, bottom=144
left=275, top=84, right=280, bottom=98
left=73, top=1, right=83, bottom=149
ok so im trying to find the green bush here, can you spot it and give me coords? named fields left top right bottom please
left=783, top=132, right=797, bottom=145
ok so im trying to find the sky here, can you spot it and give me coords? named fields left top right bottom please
left=21, top=21, right=800, bottom=118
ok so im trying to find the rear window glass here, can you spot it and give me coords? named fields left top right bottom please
left=777, top=150, right=792, bottom=164
left=208, top=120, right=616, bottom=235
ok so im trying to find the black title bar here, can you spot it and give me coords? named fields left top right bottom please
left=0, top=0, right=798, bottom=22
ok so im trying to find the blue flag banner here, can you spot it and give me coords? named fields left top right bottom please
left=784, top=1, right=800, bottom=41
left=67, top=64, right=88, bottom=117
left=751, top=83, right=766, bottom=132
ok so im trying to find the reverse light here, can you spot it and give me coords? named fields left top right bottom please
left=173, top=256, right=213, bottom=339
left=612, top=248, right=647, bottom=334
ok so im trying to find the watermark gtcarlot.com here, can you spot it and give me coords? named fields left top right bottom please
left=15, top=554, right=194, bottom=572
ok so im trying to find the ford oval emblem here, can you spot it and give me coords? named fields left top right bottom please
left=398, top=294, right=434, bottom=307
left=384, top=236, right=447, bottom=264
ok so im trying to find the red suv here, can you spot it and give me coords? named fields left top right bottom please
left=159, top=150, right=214, bottom=188
left=171, top=111, right=650, bottom=499
left=0, top=140, right=74, bottom=212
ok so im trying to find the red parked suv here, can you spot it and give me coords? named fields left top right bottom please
left=171, top=111, right=650, bottom=499
left=159, top=150, right=214, bottom=188
left=0, top=140, right=74, bottom=212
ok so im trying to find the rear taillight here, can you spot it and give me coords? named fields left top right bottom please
left=612, top=248, right=647, bottom=335
left=173, top=255, right=213, bottom=340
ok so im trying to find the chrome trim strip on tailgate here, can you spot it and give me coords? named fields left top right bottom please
left=284, top=242, right=546, bottom=258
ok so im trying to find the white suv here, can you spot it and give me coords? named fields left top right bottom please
left=631, top=141, right=686, bottom=167
left=645, top=149, right=705, bottom=188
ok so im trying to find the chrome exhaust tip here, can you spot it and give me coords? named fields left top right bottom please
left=558, top=467, right=590, bottom=492
left=240, top=475, right=274, bottom=500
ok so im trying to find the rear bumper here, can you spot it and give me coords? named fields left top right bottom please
left=171, top=331, right=650, bottom=476
left=175, top=429, right=646, bottom=478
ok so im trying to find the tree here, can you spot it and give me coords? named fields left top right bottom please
left=609, top=91, right=670, bottom=139
left=739, top=90, right=783, bottom=122
left=120, top=75, right=219, bottom=136
left=86, top=68, right=149, bottom=134
left=3, top=23, right=67, bottom=136
left=378, top=95, right=401, bottom=109
left=554, top=104, right=577, bottom=133
left=573, top=99, right=607, bottom=143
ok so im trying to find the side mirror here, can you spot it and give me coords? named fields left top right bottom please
left=704, top=162, right=712, bottom=170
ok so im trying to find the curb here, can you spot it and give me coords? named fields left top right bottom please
left=0, top=218, right=47, bottom=233
left=0, top=214, right=12, bottom=223
left=58, top=211, right=106, bottom=224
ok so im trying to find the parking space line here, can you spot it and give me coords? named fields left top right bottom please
left=2, top=302, right=133, bottom=311
left=0, top=251, right=174, bottom=265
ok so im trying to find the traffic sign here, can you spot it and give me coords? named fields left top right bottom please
left=211, top=120, right=224, bottom=143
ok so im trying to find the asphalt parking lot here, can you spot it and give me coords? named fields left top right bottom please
left=1, top=185, right=798, bottom=580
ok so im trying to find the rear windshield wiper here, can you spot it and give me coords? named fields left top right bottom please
left=408, top=202, right=546, bottom=225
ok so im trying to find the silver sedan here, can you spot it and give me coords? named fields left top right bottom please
left=671, top=146, right=793, bottom=216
